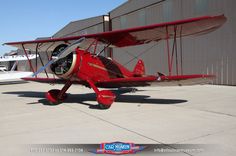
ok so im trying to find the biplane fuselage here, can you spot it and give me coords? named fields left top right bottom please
left=45, top=47, right=152, bottom=108
left=66, top=50, right=135, bottom=82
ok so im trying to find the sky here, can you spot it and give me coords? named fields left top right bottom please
left=0, top=0, right=127, bottom=56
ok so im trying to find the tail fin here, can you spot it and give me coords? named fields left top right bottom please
left=133, top=59, right=145, bottom=76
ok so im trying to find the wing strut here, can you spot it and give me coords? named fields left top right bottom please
left=22, top=44, right=35, bottom=73
left=85, top=39, right=99, bottom=54
left=44, top=42, right=56, bottom=79
left=172, top=26, right=178, bottom=76
left=96, top=43, right=112, bottom=57
left=165, top=25, right=184, bottom=76
left=37, top=46, right=49, bottom=78
left=35, top=43, right=38, bottom=74
left=35, top=43, right=49, bottom=78
left=165, top=26, right=171, bottom=76
left=179, top=25, right=183, bottom=75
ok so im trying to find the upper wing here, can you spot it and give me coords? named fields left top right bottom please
left=4, top=15, right=226, bottom=51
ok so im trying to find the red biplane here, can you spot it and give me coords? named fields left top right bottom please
left=4, top=15, right=226, bottom=109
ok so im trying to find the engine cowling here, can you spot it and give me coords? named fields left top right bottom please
left=50, top=44, right=77, bottom=78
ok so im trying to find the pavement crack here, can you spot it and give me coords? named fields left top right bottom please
left=197, top=109, right=236, bottom=118
left=174, top=105, right=236, bottom=118
left=65, top=105, right=194, bottom=156
left=173, top=126, right=236, bottom=144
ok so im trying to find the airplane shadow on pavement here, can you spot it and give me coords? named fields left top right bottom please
left=3, top=88, right=187, bottom=110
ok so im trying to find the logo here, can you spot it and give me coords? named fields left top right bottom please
left=90, top=142, right=145, bottom=155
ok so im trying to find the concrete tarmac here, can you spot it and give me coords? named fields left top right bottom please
left=0, top=81, right=236, bottom=155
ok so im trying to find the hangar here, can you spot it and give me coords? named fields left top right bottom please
left=17, top=0, right=235, bottom=85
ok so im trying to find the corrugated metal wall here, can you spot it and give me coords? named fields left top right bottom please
left=53, top=16, right=105, bottom=38
left=110, top=0, right=236, bottom=85
left=52, top=15, right=108, bottom=55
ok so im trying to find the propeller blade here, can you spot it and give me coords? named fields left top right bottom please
left=32, top=37, right=86, bottom=77
left=56, top=37, right=85, bottom=60
left=32, top=59, right=55, bottom=77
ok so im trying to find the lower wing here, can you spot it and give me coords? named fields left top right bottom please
left=96, top=74, right=214, bottom=88
left=21, top=74, right=214, bottom=88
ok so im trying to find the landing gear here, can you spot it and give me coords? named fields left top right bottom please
left=45, top=80, right=72, bottom=105
left=46, top=89, right=67, bottom=104
left=97, top=90, right=116, bottom=109
left=87, top=80, right=116, bottom=109
left=45, top=79, right=116, bottom=108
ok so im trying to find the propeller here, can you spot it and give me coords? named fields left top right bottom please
left=32, top=37, right=86, bottom=77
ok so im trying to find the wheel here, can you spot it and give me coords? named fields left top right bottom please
left=98, top=103, right=111, bottom=109
left=45, top=89, right=67, bottom=105
left=97, top=90, right=116, bottom=109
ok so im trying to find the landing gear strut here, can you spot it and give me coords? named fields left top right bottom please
left=46, top=80, right=72, bottom=104
left=87, top=80, right=116, bottom=109
left=45, top=79, right=116, bottom=108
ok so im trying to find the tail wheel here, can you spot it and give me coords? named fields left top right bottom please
left=97, top=90, right=116, bottom=109
left=45, top=89, right=67, bottom=105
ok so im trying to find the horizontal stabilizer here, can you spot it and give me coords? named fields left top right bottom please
left=154, top=74, right=215, bottom=86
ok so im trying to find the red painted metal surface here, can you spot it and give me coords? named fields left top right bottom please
left=133, top=59, right=145, bottom=76
left=97, top=90, right=116, bottom=108
left=75, top=49, right=134, bottom=83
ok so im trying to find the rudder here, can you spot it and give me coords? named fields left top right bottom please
left=133, top=59, right=145, bottom=76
